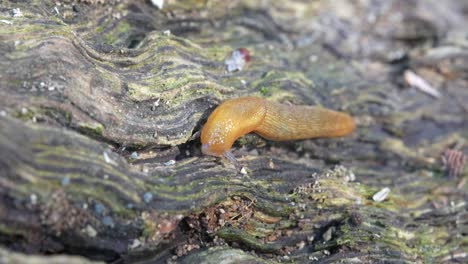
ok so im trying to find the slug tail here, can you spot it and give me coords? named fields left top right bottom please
left=321, top=109, right=355, bottom=138
left=256, top=101, right=355, bottom=141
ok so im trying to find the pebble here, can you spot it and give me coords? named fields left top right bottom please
left=130, top=152, right=138, bottom=159
left=143, top=192, right=153, bottom=203
left=30, top=193, right=38, bottom=205
left=102, top=216, right=115, bottom=228
left=94, top=203, right=105, bottom=215
left=322, top=227, right=334, bottom=241
left=84, top=225, right=97, bottom=237
left=61, top=176, right=70, bottom=186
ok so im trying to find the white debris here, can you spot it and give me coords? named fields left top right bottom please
left=347, top=170, right=356, bottom=182
left=84, top=225, right=97, bottom=237
left=103, top=150, right=118, bottom=166
left=441, top=252, right=467, bottom=262
left=0, top=20, right=13, bottom=25
left=404, top=70, right=441, bottom=98
left=151, top=98, right=161, bottom=111
left=30, top=194, right=38, bottom=205
left=225, top=48, right=250, bottom=72
left=54, top=6, right=60, bottom=15
left=12, top=8, right=23, bottom=17
left=322, top=227, right=334, bottom=241
left=164, top=159, right=176, bottom=166
left=372, top=187, right=391, bottom=202
left=163, top=30, right=171, bottom=36
left=240, top=167, right=248, bottom=175
left=143, top=192, right=153, bottom=203
left=309, top=55, right=318, bottom=62
left=151, top=0, right=164, bottom=9
left=129, top=239, right=141, bottom=249
left=103, top=151, right=112, bottom=163
left=355, top=198, right=362, bottom=205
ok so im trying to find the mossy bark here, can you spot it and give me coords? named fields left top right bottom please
left=0, top=0, right=467, bottom=263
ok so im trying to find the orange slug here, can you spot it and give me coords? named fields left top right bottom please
left=201, top=96, right=355, bottom=163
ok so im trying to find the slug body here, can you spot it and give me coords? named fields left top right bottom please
left=201, top=97, right=355, bottom=160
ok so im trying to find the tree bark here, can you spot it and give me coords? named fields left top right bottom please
left=0, top=0, right=467, bottom=263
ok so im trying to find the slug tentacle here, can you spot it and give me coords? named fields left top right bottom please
left=200, top=97, right=355, bottom=161
left=223, top=151, right=240, bottom=169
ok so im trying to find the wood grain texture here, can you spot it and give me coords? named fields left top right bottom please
left=0, top=0, right=467, bottom=263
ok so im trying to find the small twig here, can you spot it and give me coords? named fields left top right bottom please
left=442, top=149, right=466, bottom=178
left=404, top=70, right=441, bottom=98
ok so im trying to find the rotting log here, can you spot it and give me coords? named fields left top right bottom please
left=0, top=0, right=467, bottom=263
left=0, top=246, right=103, bottom=264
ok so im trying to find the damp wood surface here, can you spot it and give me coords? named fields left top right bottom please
left=0, top=0, right=467, bottom=263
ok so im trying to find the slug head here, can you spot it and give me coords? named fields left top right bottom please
left=201, top=97, right=266, bottom=157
